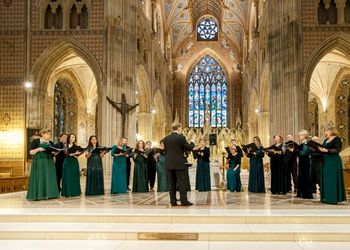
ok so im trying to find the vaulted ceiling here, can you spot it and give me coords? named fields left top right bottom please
left=162, top=0, right=248, bottom=54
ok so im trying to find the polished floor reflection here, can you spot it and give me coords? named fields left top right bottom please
left=0, top=169, right=348, bottom=209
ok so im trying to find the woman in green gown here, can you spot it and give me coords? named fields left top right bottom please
left=195, top=139, right=211, bottom=192
left=226, top=146, right=242, bottom=192
left=247, top=136, right=265, bottom=193
left=132, top=140, right=149, bottom=192
left=111, top=138, right=127, bottom=194
left=85, top=136, right=106, bottom=196
left=155, top=140, right=168, bottom=192
left=26, top=129, right=59, bottom=201
left=318, top=127, right=346, bottom=204
left=61, top=134, right=81, bottom=198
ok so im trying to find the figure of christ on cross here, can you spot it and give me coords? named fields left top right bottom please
left=106, top=93, right=139, bottom=137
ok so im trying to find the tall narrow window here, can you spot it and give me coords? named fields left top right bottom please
left=70, top=4, right=79, bottom=29
left=44, top=5, right=54, bottom=29
left=54, top=82, right=66, bottom=142
left=80, top=5, right=89, bottom=29
left=317, top=0, right=327, bottom=25
left=54, top=5, right=63, bottom=29
left=328, top=0, right=338, bottom=24
left=345, top=0, right=350, bottom=24
left=197, top=18, right=218, bottom=41
left=188, top=56, right=227, bottom=128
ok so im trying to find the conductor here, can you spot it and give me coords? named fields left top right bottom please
left=163, top=122, right=195, bottom=206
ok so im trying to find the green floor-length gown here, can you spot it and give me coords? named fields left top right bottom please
left=247, top=147, right=265, bottom=193
left=61, top=155, right=81, bottom=198
left=85, top=147, right=104, bottom=196
left=111, top=145, right=127, bottom=194
left=156, top=154, right=168, bottom=192
left=320, top=137, right=346, bottom=204
left=132, top=151, right=149, bottom=192
left=26, top=141, right=59, bottom=200
left=195, top=147, right=211, bottom=192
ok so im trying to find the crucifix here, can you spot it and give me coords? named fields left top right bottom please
left=106, top=93, right=139, bottom=137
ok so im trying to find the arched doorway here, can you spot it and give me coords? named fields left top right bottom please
left=305, top=33, right=350, bottom=147
left=28, top=39, right=102, bottom=171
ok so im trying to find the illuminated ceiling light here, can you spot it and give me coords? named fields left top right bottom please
left=24, top=81, right=33, bottom=89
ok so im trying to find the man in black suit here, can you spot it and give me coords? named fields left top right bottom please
left=163, top=122, right=195, bottom=206
left=54, top=133, right=67, bottom=192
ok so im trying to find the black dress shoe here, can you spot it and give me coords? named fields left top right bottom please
left=181, top=202, right=193, bottom=206
left=170, top=203, right=178, bottom=206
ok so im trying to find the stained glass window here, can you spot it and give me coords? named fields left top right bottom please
left=197, top=18, right=218, bottom=41
left=54, top=82, right=66, bottom=142
left=188, top=55, right=227, bottom=128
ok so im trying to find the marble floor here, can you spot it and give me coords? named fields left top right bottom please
left=1, top=164, right=350, bottom=249
left=0, top=169, right=348, bottom=209
left=0, top=188, right=349, bottom=209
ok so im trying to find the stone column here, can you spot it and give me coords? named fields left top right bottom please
left=153, top=121, right=165, bottom=143
left=258, top=111, right=270, bottom=146
left=103, top=0, right=138, bottom=173
left=268, top=0, right=303, bottom=138
left=138, top=111, right=153, bottom=141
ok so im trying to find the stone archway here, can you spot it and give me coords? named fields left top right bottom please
left=306, top=47, right=350, bottom=143
left=135, top=64, right=152, bottom=141
left=29, top=37, right=102, bottom=135
left=303, top=32, right=350, bottom=136
left=304, top=32, right=350, bottom=86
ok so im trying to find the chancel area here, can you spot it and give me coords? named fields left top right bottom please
left=1, top=0, right=350, bottom=249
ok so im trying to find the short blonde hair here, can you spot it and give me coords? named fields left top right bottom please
left=325, top=126, right=338, bottom=136
left=39, top=128, right=51, bottom=136
left=298, top=130, right=309, bottom=137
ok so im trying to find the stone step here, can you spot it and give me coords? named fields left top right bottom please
left=2, top=240, right=350, bottom=250
left=0, top=222, right=350, bottom=242
left=1, top=208, right=349, bottom=224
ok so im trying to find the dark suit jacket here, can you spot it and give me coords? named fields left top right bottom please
left=54, top=141, right=66, bottom=167
left=163, top=132, right=195, bottom=170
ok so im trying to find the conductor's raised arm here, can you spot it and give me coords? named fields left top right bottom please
left=181, top=135, right=195, bottom=152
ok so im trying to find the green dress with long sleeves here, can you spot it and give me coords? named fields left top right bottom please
left=26, top=141, right=59, bottom=200
left=195, top=147, right=211, bottom=192
left=132, top=150, right=149, bottom=192
left=156, top=153, right=168, bottom=192
left=247, top=147, right=265, bottom=193
left=320, top=137, right=346, bottom=204
left=110, top=145, right=127, bottom=194
left=61, top=145, right=81, bottom=197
